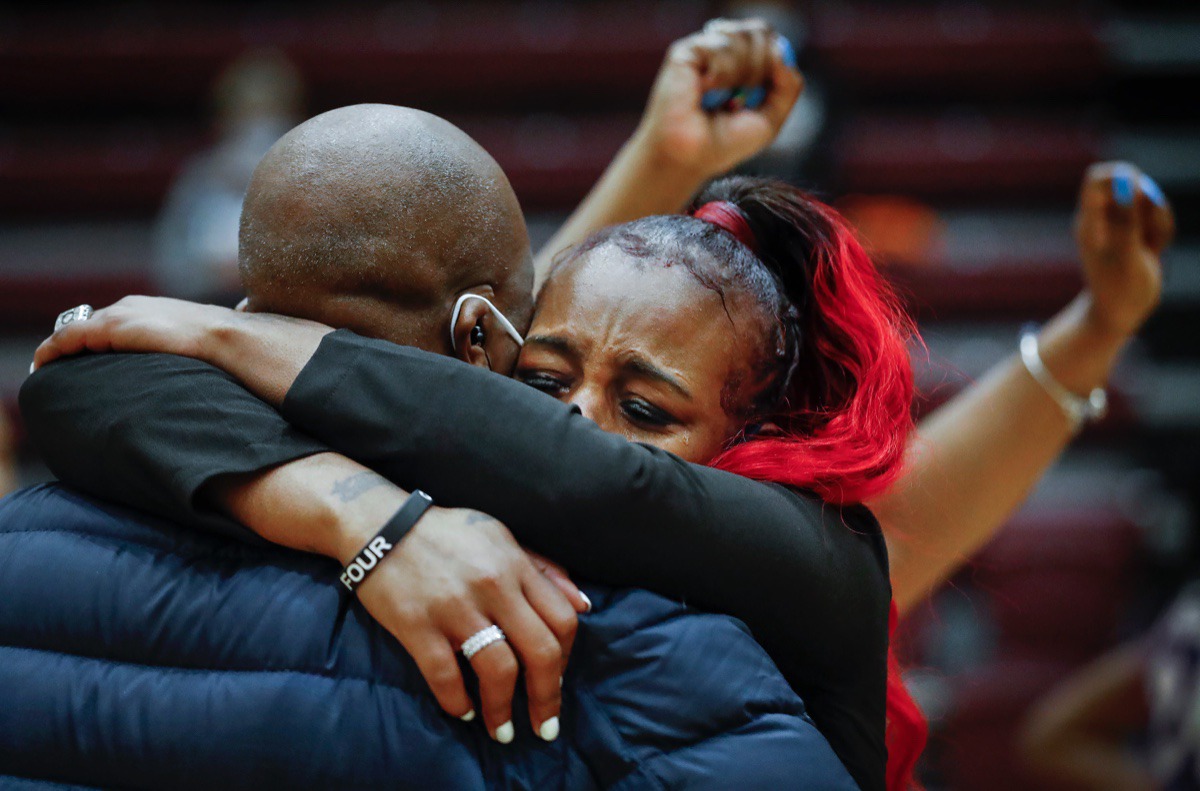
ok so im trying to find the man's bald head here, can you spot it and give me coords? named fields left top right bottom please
left=239, top=104, right=533, bottom=352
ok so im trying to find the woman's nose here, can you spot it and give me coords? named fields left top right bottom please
left=567, top=385, right=607, bottom=428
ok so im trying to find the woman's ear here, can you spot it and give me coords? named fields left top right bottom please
left=746, top=421, right=785, bottom=438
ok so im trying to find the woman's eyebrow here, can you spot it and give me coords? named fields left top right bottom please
left=524, top=334, right=576, bottom=354
left=625, top=357, right=693, bottom=401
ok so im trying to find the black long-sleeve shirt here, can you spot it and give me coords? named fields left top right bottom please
left=20, top=330, right=891, bottom=790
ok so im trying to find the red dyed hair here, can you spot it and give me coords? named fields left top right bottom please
left=699, top=186, right=914, bottom=505
left=693, top=178, right=927, bottom=789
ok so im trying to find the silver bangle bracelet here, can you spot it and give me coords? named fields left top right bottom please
left=1019, top=328, right=1108, bottom=433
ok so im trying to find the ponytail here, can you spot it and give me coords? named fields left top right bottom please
left=694, top=177, right=916, bottom=506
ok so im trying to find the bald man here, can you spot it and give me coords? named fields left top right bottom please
left=26, top=104, right=577, bottom=742
left=236, top=104, right=532, bottom=360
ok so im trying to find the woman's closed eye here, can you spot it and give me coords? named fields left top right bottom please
left=517, top=371, right=571, bottom=397
left=620, top=397, right=678, bottom=430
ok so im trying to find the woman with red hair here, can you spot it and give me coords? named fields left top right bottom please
left=530, top=174, right=931, bottom=788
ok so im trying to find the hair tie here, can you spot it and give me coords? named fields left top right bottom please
left=691, top=201, right=758, bottom=254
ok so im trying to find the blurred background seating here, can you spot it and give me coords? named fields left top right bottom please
left=1, top=2, right=1196, bottom=787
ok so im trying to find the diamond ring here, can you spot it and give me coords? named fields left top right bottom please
left=461, top=625, right=506, bottom=660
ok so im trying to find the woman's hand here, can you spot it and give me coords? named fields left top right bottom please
left=524, top=548, right=591, bottom=614
left=532, top=17, right=803, bottom=287
left=32, top=295, right=333, bottom=406
left=636, top=18, right=804, bottom=181
left=1075, top=162, right=1175, bottom=340
left=215, top=451, right=590, bottom=744
left=32, top=296, right=231, bottom=371
left=351, top=506, right=587, bottom=744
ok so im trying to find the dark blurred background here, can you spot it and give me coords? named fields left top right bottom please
left=0, top=2, right=1196, bottom=788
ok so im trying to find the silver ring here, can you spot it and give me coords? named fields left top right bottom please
left=54, top=304, right=93, bottom=332
left=461, top=625, right=506, bottom=660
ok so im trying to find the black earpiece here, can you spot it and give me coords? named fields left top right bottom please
left=470, top=325, right=486, bottom=346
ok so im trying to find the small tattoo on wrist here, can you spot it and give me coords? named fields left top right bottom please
left=331, top=471, right=388, bottom=503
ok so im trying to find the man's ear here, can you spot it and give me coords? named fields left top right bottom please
left=450, top=289, right=495, bottom=368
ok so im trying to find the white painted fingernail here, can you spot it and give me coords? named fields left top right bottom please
left=539, top=716, right=560, bottom=742
left=29, top=361, right=35, bottom=375
left=579, top=592, right=592, bottom=612
left=559, top=676, right=564, bottom=688
left=459, top=709, right=475, bottom=722
left=494, top=721, right=514, bottom=744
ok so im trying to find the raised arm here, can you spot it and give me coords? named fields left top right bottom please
left=533, top=18, right=803, bottom=290
left=871, top=162, right=1175, bottom=614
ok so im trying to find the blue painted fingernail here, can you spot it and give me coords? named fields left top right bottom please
left=777, top=35, right=798, bottom=70
left=1112, top=165, right=1135, bottom=206
left=1139, top=173, right=1167, bottom=207
left=744, top=85, right=767, bottom=110
left=702, top=88, right=733, bottom=111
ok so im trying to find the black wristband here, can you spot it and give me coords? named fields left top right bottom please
left=340, top=490, right=435, bottom=592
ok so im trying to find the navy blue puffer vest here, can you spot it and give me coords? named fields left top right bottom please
left=0, top=485, right=856, bottom=790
